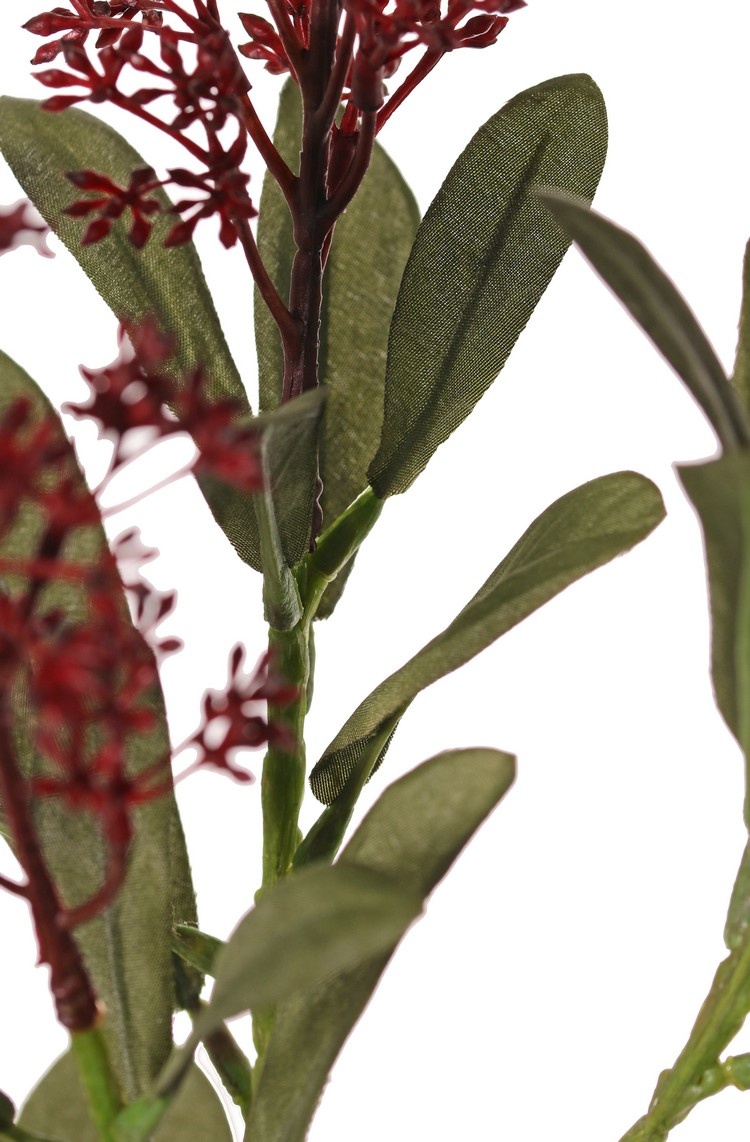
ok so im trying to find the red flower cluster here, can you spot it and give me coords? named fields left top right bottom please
left=26, top=2, right=257, bottom=249
left=24, top=0, right=524, bottom=255
left=177, top=646, right=298, bottom=782
left=0, top=200, right=54, bottom=258
left=65, top=319, right=264, bottom=495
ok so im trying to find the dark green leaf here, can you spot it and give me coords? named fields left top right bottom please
left=255, top=388, right=327, bottom=573
left=0, top=97, right=262, bottom=565
left=312, top=470, right=665, bottom=803
left=0, top=1092, right=14, bottom=1128
left=731, top=239, right=750, bottom=415
left=677, top=455, right=750, bottom=750
left=19, top=1054, right=231, bottom=1142
left=368, top=73, right=608, bottom=498
left=254, top=78, right=298, bottom=416
left=246, top=747, right=515, bottom=1142
left=0, top=352, right=197, bottom=1097
left=255, top=81, right=420, bottom=614
left=540, top=190, right=750, bottom=453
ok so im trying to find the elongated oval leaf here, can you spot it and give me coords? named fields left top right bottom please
left=246, top=747, right=515, bottom=1142
left=0, top=97, right=263, bottom=565
left=196, top=863, right=420, bottom=1032
left=0, top=351, right=197, bottom=1098
left=311, top=470, right=665, bottom=803
left=19, top=1054, right=232, bottom=1142
left=255, top=81, right=420, bottom=612
left=368, top=74, right=608, bottom=498
left=158, top=864, right=421, bottom=1095
left=677, top=454, right=750, bottom=748
left=540, top=190, right=750, bottom=453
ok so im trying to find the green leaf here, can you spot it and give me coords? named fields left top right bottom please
left=173, top=926, right=225, bottom=978
left=368, top=73, right=608, bottom=499
left=246, top=746, right=515, bottom=1142
left=0, top=97, right=262, bottom=565
left=255, top=81, right=420, bottom=614
left=255, top=388, right=327, bottom=574
left=731, top=239, right=750, bottom=415
left=312, top=470, right=665, bottom=803
left=539, top=190, right=750, bottom=453
left=18, top=1054, right=232, bottom=1142
left=0, top=1092, right=14, bottom=1129
left=677, top=456, right=750, bottom=754
left=0, top=352, right=198, bottom=1097
left=157, top=864, right=421, bottom=1095
left=254, top=78, right=298, bottom=416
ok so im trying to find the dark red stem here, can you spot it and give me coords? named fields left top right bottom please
left=376, top=48, right=443, bottom=133
left=0, top=708, right=99, bottom=1031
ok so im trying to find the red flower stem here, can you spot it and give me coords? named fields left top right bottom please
left=100, top=459, right=197, bottom=518
left=0, top=872, right=28, bottom=897
left=239, top=93, right=297, bottom=208
left=235, top=216, right=298, bottom=348
left=322, top=109, right=376, bottom=224
left=316, top=11, right=356, bottom=133
left=265, top=0, right=305, bottom=79
left=112, top=97, right=209, bottom=166
left=0, top=708, right=99, bottom=1031
left=376, top=48, right=443, bottom=133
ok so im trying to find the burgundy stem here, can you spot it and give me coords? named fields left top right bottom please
left=0, top=708, right=98, bottom=1031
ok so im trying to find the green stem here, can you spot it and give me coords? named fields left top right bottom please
left=301, top=486, right=384, bottom=618
left=261, top=623, right=310, bottom=888
left=70, top=1028, right=122, bottom=1141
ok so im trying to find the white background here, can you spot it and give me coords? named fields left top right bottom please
left=1, top=1, right=750, bottom=1139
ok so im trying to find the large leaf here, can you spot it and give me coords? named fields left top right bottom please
left=245, top=746, right=515, bottom=1142
left=0, top=97, right=263, bottom=565
left=311, top=470, right=665, bottom=803
left=18, top=1054, right=231, bottom=1142
left=367, top=73, right=608, bottom=499
left=157, top=863, right=421, bottom=1094
left=255, top=81, right=420, bottom=613
left=540, top=190, right=750, bottom=453
left=677, top=455, right=750, bottom=751
left=0, top=352, right=197, bottom=1098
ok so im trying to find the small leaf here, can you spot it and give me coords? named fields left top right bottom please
left=0, top=97, right=262, bottom=565
left=19, top=1054, right=232, bottom=1142
left=312, top=470, right=665, bottom=803
left=246, top=747, right=515, bottom=1142
left=677, top=455, right=750, bottom=753
left=731, top=239, right=750, bottom=415
left=539, top=190, right=750, bottom=453
left=157, top=864, right=421, bottom=1095
left=368, top=73, right=608, bottom=499
left=0, top=352, right=197, bottom=1097
left=255, top=389, right=327, bottom=572
left=255, top=80, right=420, bottom=614
left=173, top=926, right=225, bottom=978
